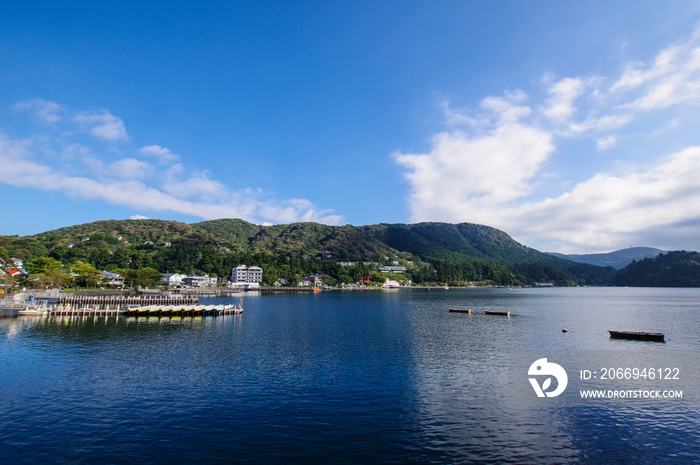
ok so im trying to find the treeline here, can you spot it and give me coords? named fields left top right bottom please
left=0, top=218, right=618, bottom=288
left=614, top=251, right=700, bottom=287
left=2, top=238, right=609, bottom=287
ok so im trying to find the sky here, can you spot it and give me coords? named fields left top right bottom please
left=2, top=1, right=700, bottom=253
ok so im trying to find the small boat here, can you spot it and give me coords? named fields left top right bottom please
left=485, top=310, right=510, bottom=316
left=18, top=299, right=50, bottom=316
left=448, top=308, right=471, bottom=314
left=18, top=305, right=49, bottom=316
left=608, top=330, right=665, bottom=342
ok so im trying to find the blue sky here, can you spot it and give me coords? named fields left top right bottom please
left=2, top=1, right=700, bottom=253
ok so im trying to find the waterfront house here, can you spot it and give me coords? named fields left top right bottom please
left=182, top=275, right=217, bottom=288
left=102, top=271, right=125, bottom=288
left=161, top=273, right=185, bottom=287
left=301, top=274, right=328, bottom=287
left=7, top=269, right=27, bottom=278
left=379, top=266, right=406, bottom=273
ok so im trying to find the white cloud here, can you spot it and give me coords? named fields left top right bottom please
left=72, top=110, right=128, bottom=141
left=0, top=105, right=344, bottom=227
left=395, top=95, right=554, bottom=225
left=138, top=144, right=180, bottom=163
left=106, top=158, right=153, bottom=179
left=14, top=99, right=129, bottom=141
left=611, top=34, right=700, bottom=111
left=510, top=146, right=700, bottom=252
left=596, top=135, right=617, bottom=151
left=130, top=215, right=150, bottom=220
left=162, top=170, right=228, bottom=201
left=543, top=77, right=586, bottom=122
left=566, top=114, right=633, bottom=134
left=396, top=26, right=700, bottom=252
left=13, top=98, right=66, bottom=124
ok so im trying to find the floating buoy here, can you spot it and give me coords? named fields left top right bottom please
left=562, top=328, right=568, bottom=333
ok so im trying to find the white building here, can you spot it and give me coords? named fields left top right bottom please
left=231, top=265, right=263, bottom=286
left=182, top=275, right=217, bottom=288
left=379, top=266, right=406, bottom=273
left=161, top=273, right=186, bottom=287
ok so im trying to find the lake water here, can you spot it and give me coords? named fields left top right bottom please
left=1, top=287, right=699, bottom=464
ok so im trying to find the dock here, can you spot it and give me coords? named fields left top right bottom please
left=58, top=295, right=199, bottom=310
left=24, top=296, right=245, bottom=318
left=122, top=303, right=243, bottom=317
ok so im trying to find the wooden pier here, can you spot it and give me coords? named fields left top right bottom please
left=57, top=295, right=199, bottom=310
left=45, top=296, right=243, bottom=317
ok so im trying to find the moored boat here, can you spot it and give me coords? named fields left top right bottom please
left=448, top=308, right=471, bottom=314
left=18, top=299, right=50, bottom=316
left=608, top=330, right=665, bottom=342
left=18, top=306, right=49, bottom=316
left=485, top=310, right=510, bottom=316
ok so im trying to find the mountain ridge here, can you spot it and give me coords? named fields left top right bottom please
left=547, top=247, right=666, bottom=269
left=0, top=218, right=616, bottom=286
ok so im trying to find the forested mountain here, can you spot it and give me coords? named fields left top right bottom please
left=195, top=219, right=402, bottom=261
left=614, top=251, right=700, bottom=287
left=1, top=218, right=617, bottom=286
left=359, top=222, right=614, bottom=286
left=548, top=247, right=665, bottom=269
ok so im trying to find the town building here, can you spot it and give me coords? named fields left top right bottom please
left=231, top=265, right=263, bottom=287
left=378, top=266, right=406, bottom=273
left=102, top=271, right=125, bottom=288
left=300, top=274, right=328, bottom=287
left=182, top=275, right=217, bottom=288
left=161, top=273, right=186, bottom=287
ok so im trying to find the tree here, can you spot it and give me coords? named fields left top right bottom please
left=30, top=268, right=71, bottom=288
left=26, top=256, right=63, bottom=274
left=138, top=267, right=163, bottom=287
left=72, top=261, right=102, bottom=288
left=115, top=269, right=140, bottom=289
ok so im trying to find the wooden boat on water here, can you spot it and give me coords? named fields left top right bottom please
left=448, top=308, right=471, bottom=314
left=485, top=310, right=511, bottom=316
left=609, top=330, right=665, bottom=342
left=123, top=299, right=243, bottom=316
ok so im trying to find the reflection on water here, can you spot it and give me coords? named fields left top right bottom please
left=0, top=288, right=698, bottom=464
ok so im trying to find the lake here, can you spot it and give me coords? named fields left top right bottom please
left=1, top=287, right=699, bottom=464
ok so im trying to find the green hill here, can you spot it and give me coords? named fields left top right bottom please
left=193, top=219, right=406, bottom=261
left=614, top=251, right=700, bottom=287
left=360, top=222, right=552, bottom=263
left=1, top=217, right=617, bottom=286
left=360, top=222, right=614, bottom=285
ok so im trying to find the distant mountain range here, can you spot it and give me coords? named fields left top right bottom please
left=547, top=247, right=666, bottom=269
